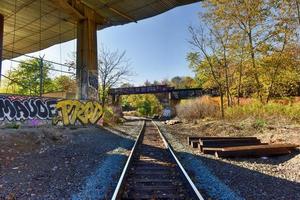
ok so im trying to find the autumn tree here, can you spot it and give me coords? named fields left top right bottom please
left=169, top=76, right=197, bottom=89
left=188, top=19, right=236, bottom=117
left=189, top=0, right=300, bottom=106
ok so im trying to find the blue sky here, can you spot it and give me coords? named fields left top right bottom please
left=3, top=2, right=203, bottom=86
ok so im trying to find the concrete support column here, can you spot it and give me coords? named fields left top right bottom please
left=170, top=98, right=180, bottom=117
left=0, top=14, right=4, bottom=83
left=76, top=6, right=98, bottom=100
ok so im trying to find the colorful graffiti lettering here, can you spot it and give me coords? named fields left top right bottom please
left=0, top=96, right=57, bottom=121
left=54, top=100, right=103, bottom=126
left=0, top=95, right=103, bottom=126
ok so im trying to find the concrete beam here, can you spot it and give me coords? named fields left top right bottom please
left=51, top=0, right=106, bottom=24
left=51, top=0, right=86, bottom=21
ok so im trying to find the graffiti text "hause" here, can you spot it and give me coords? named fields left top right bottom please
left=55, top=100, right=103, bottom=125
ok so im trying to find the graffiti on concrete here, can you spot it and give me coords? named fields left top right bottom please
left=0, top=96, right=57, bottom=121
left=54, top=100, right=103, bottom=126
left=0, top=95, right=104, bottom=126
left=88, top=70, right=99, bottom=100
left=88, top=70, right=98, bottom=91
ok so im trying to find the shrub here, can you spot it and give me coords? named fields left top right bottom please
left=6, top=122, right=20, bottom=129
left=102, top=107, right=115, bottom=124
left=176, top=96, right=220, bottom=121
left=252, top=118, right=267, bottom=129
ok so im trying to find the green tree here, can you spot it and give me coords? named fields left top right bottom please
left=121, top=94, right=162, bottom=116
left=52, top=75, right=76, bottom=92
left=7, top=58, right=54, bottom=96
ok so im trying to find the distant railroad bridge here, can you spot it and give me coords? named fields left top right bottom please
left=108, top=85, right=219, bottom=117
left=109, top=85, right=218, bottom=101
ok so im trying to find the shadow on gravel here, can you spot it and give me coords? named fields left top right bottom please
left=177, top=151, right=300, bottom=200
left=0, top=127, right=135, bottom=200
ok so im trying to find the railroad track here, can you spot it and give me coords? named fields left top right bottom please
left=112, top=120, right=204, bottom=200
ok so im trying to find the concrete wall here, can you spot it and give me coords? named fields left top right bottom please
left=0, top=94, right=103, bottom=127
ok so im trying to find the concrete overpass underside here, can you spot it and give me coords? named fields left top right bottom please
left=0, top=0, right=201, bottom=99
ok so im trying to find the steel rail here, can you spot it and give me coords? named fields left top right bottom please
left=111, top=120, right=145, bottom=200
left=152, top=120, right=205, bottom=200
left=111, top=119, right=204, bottom=200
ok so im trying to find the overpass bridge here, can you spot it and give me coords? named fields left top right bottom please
left=108, top=85, right=219, bottom=117
left=109, top=85, right=219, bottom=102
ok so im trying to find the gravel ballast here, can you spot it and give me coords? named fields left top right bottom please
left=157, top=121, right=300, bottom=200
left=0, top=120, right=142, bottom=200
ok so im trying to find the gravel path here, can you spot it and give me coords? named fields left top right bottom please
left=157, top=122, right=300, bottom=200
left=0, top=120, right=142, bottom=200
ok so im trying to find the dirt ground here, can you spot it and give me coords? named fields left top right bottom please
left=157, top=117, right=300, bottom=200
left=0, top=120, right=142, bottom=200
left=0, top=116, right=299, bottom=199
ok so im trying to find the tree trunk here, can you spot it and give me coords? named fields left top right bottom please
left=101, top=83, right=106, bottom=110
left=237, top=63, right=243, bottom=105
left=296, top=0, right=300, bottom=25
left=220, top=87, right=225, bottom=118
left=225, top=67, right=232, bottom=107
left=248, top=32, right=263, bottom=102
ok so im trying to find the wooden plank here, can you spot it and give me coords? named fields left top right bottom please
left=199, top=136, right=258, bottom=144
left=220, top=143, right=299, bottom=151
left=187, top=136, right=200, bottom=145
left=214, top=144, right=299, bottom=158
left=202, top=143, right=268, bottom=154
left=201, top=138, right=261, bottom=147
left=187, top=136, right=257, bottom=145
left=191, top=140, right=199, bottom=148
left=189, top=139, right=200, bottom=146
left=215, top=148, right=291, bottom=158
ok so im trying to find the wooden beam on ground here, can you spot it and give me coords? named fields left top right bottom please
left=187, top=137, right=200, bottom=145
left=199, top=136, right=258, bottom=145
left=214, top=144, right=299, bottom=158
left=191, top=140, right=200, bottom=148
left=187, top=136, right=258, bottom=145
left=202, top=144, right=269, bottom=154
left=200, top=138, right=262, bottom=151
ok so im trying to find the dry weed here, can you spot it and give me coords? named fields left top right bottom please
left=176, top=96, right=220, bottom=121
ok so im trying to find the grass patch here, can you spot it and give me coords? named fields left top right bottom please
left=225, top=100, right=300, bottom=122
left=252, top=118, right=267, bottom=129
